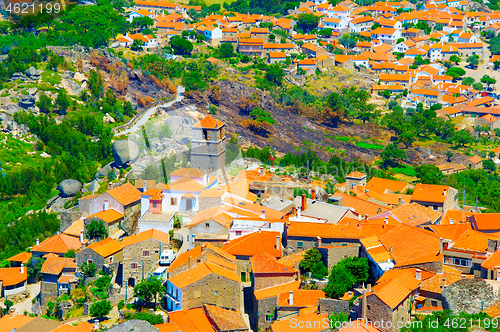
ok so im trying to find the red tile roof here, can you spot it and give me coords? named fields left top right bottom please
left=0, top=267, right=27, bottom=286
left=106, top=183, right=142, bottom=206
left=8, top=251, right=32, bottom=264
left=168, top=262, right=239, bottom=288
left=250, top=251, right=295, bottom=274
left=222, top=231, right=282, bottom=258
left=411, top=184, right=451, bottom=204
left=122, top=229, right=170, bottom=248
left=32, top=234, right=82, bottom=255
left=41, top=257, right=76, bottom=275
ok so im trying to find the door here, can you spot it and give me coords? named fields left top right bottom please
left=186, top=198, right=193, bottom=211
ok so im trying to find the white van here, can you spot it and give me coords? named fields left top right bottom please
left=152, top=266, right=168, bottom=279
left=159, top=250, right=176, bottom=266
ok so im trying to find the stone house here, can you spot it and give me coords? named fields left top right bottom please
left=463, top=156, right=483, bottom=170
left=252, top=281, right=301, bottom=331
left=318, top=244, right=360, bottom=270
left=84, top=208, right=124, bottom=238
left=191, top=115, right=227, bottom=175
left=78, top=183, right=142, bottom=235
left=166, top=242, right=236, bottom=279
left=121, top=229, right=170, bottom=287
left=410, top=184, right=459, bottom=213
left=138, top=189, right=175, bottom=234
left=418, top=266, right=471, bottom=309
left=31, top=233, right=83, bottom=258
left=471, top=213, right=500, bottom=233
left=187, top=206, right=232, bottom=245
left=223, top=230, right=282, bottom=283
left=275, top=289, right=325, bottom=322
left=250, top=27, right=269, bottom=43
left=165, top=262, right=242, bottom=312
left=345, top=171, right=367, bottom=191
left=7, top=252, right=32, bottom=268
left=40, top=257, right=77, bottom=310
left=250, top=252, right=298, bottom=291
left=474, top=114, right=500, bottom=131
left=0, top=266, right=27, bottom=297
left=75, top=237, right=123, bottom=275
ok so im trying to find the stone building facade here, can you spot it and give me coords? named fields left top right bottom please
left=365, top=292, right=411, bottom=332
left=191, top=116, right=226, bottom=174
left=75, top=245, right=123, bottom=274
left=179, top=273, right=241, bottom=310
left=122, top=231, right=170, bottom=287
left=252, top=271, right=298, bottom=291
left=318, top=244, right=361, bottom=270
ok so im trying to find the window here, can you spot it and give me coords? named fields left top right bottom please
left=265, top=313, right=274, bottom=322
left=433, top=205, right=438, bottom=210
left=297, top=242, right=303, bottom=249
left=214, top=291, right=218, bottom=295
left=153, top=202, right=157, bottom=208
left=87, top=259, right=93, bottom=264
left=205, top=223, right=210, bottom=228
left=59, top=283, right=69, bottom=290
left=131, top=263, right=138, bottom=269
left=444, top=256, right=472, bottom=267
left=236, top=231, right=242, bottom=236
left=109, top=257, right=113, bottom=264
left=143, top=251, right=150, bottom=256
left=431, top=300, right=438, bottom=307
left=367, top=305, right=371, bottom=311
left=171, top=198, right=177, bottom=205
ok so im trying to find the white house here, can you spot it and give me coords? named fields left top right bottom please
left=128, top=9, right=154, bottom=22
left=349, top=16, right=373, bottom=32
left=203, top=26, right=223, bottom=46
left=320, top=17, right=347, bottom=30
left=327, top=4, right=351, bottom=20
left=0, top=267, right=27, bottom=297
left=371, top=27, right=402, bottom=45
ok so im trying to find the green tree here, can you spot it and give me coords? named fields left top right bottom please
left=299, top=248, right=323, bottom=272
left=449, top=55, right=461, bottom=65
left=415, top=164, right=444, bottom=184
left=311, top=261, right=328, bottom=279
left=88, top=70, right=104, bottom=100
left=445, top=150, right=453, bottom=162
left=453, top=129, right=472, bottom=147
left=55, top=89, right=70, bottom=115
left=494, top=60, right=500, bottom=70
left=105, top=89, right=116, bottom=106
left=481, top=75, right=497, bottom=90
left=249, top=107, right=275, bottom=124
left=170, top=36, right=193, bottom=55
left=265, top=63, right=285, bottom=85
left=131, top=38, right=144, bottom=51
left=85, top=219, right=108, bottom=240
left=133, top=277, right=166, bottom=305
left=123, top=101, right=135, bottom=117
left=27, top=257, right=45, bottom=280
left=462, top=77, right=475, bottom=86
left=131, top=16, right=154, bottom=32
left=80, top=261, right=97, bottom=277
left=89, top=300, right=112, bottom=319
left=473, top=82, right=484, bottom=91
left=484, top=159, right=496, bottom=172
left=64, top=249, right=76, bottom=258
left=324, top=264, right=356, bottom=299
left=219, top=43, right=234, bottom=58
left=380, top=143, right=406, bottom=167
left=4, top=299, right=13, bottom=314
left=319, top=28, right=332, bottom=37
left=132, top=312, right=164, bottom=325
left=36, top=93, right=52, bottom=114
left=467, top=55, right=479, bottom=68
left=338, top=256, right=369, bottom=284
left=399, top=129, right=416, bottom=148
left=329, top=312, right=349, bottom=328
left=296, top=13, right=319, bottom=32
left=446, top=67, right=466, bottom=81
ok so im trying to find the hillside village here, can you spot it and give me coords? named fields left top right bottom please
left=5, top=0, right=500, bottom=330
left=2, top=114, right=500, bottom=332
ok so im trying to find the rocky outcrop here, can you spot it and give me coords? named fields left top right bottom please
left=113, top=140, right=140, bottom=168
left=57, top=179, right=82, bottom=198
left=19, top=94, right=36, bottom=109
left=74, top=72, right=86, bottom=83
left=103, top=113, right=115, bottom=123
left=25, top=66, right=42, bottom=79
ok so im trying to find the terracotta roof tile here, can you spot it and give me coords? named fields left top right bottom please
left=287, top=221, right=395, bottom=240
left=202, top=304, right=247, bottom=331
left=85, top=209, right=124, bottom=224
left=472, top=213, right=500, bottom=231
left=84, top=237, right=122, bottom=258
left=8, top=251, right=32, bottom=264
left=250, top=251, right=295, bottom=274
left=63, top=219, right=85, bottom=237
left=32, top=234, right=82, bottom=255
left=41, top=257, right=76, bottom=275
left=223, top=231, right=282, bottom=258
left=167, top=242, right=235, bottom=272
left=154, top=322, right=180, bottom=332
left=370, top=278, right=412, bottom=308
left=0, top=267, right=27, bottom=286
left=420, top=267, right=472, bottom=293
left=165, top=175, right=206, bottom=192
left=254, top=280, right=301, bottom=300
left=429, top=223, right=471, bottom=242
left=277, top=251, right=306, bottom=268
left=451, top=229, right=500, bottom=253
left=0, top=315, right=35, bottom=332
left=168, top=262, right=239, bottom=288
left=106, top=183, right=142, bottom=206
left=277, top=289, right=325, bottom=306
left=271, top=313, right=328, bottom=332
left=188, top=206, right=232, bottom=229
left=411, top=184, right=451, bottom=204
left=167, top=307, right=213, bottom=332
left=121, top=229, right=169, bottom=248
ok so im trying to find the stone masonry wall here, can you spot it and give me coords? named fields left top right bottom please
left=253, top=296, right=277, bottom=331
left=168, top=248, right=234, bottom=278
left=253, top=273, right=297, bottom=291
left=182, top=273, right=241, bottom=310
left=122, top=238, right=167, bottom=286
left=319, top=245, right=360, bottom=270
left=318, top=298, right=350, bottom=316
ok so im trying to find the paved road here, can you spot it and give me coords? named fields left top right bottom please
left=464, top=35, right=500, bottom=92
left=114, top=86, right=185, bottom=137
left=12, top=283, right=40, bottom=315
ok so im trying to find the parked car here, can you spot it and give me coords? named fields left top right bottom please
left=152, top=266, right=168, bottom=279
left=159, top=250, right=176, bottom=266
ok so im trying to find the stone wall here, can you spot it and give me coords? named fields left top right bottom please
left=318, top=298, right=350, bottom=316
left=253, top=273, right=297, bottom=291
left=396, top=260, right=443, bottom=274
left=198, top=197, right=222, bottom=212
left=443, top=187, right=460, bottom=213
left=40, top=281, right=58, bottom=311
left=253, top=295, right=277, bottom=331
left=182, top=273, right=241, bottom=310
left=319, top=245, right=360, bottom=270
left=60, top=206, right=81, bottom=233
left=365, top=293, right=411, bottom=332
left=122, top=238, right=168, bottom=286
left=286, top=236, right=360, bottom=253
left=76, top=249, right=105, bottom=273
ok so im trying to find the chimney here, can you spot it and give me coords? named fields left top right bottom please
left=276, top=235, right=281, bottom=250
left=188, top=256, right=193, bottom=269
left=367, top=284, right=371, bottom=293
left=401, top=200, right=405, bottom=205
left=389, top=247, right=393, bottom=253
left=203, top=170, right=208, bottom=186
left=365, top=214, right=369, bottom=221
left=259, top=167, right=264, bottom=176
left=297, top=208, right=301, bottom=218
left=398, top=196, right=402, bottom=206
left=260, top=209, right=266, bottom=219
left=103, top=199, right=108, bottom=211
left=201, top=244, right=206, bottom=253
left=416, top=268, right=421, bottom=281
left=384, top=217, right=389, bottom=224
left=443, top=189, right=447, bottom=196
left=94, top=319, right=99, bottom=330
left=301, top=194, right=307, bottom=212
left=362, top=289, right=367, bottom=319
left=20, top=263, right=24, bottom=274
left=317, top=236, right=322, bottom=248
left=441, top=277, right=447, bottom=289
left=450, top=218, right=454, bottom=225
left=36, top=239, right=39, bottom=246
left=80, top=231, right=84, bottom=244
left=289, top=291, right=294, bottom=305
left=311, top=189, right=316, bottom=200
